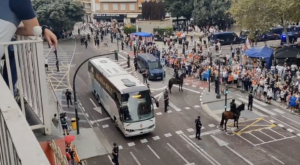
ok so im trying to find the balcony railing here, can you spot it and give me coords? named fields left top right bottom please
left=0, top=72, right=50, bottom=164
left=0, top=29, right=51, bottom=135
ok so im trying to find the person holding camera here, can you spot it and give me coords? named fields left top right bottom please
left=60, top=113, right=69, bottom=135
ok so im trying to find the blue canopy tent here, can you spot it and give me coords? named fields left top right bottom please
left=133, top=32, right=153, bottom=37
left=244, top=46, right=274, bottom=69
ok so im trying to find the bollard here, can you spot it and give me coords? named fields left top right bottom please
left=71, top=118, right=77, bottom=130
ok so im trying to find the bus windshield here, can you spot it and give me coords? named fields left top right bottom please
left=148, top=61, right=162, bottom=70
left=121, top=90, right=153, bottom=122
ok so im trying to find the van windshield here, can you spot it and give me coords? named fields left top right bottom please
left=148, top=61, right=162, bottom=70
left=240, top=31, right=249, bottom=36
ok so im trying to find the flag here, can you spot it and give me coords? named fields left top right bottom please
left=244, top=37, right=252, bottom=51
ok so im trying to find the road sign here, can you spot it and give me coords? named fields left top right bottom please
left=160, top=58, right=165, bottom=66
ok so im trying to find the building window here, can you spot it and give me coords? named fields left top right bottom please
left=130, top=3, right=135, bottom=11
left=84, top=3, right=91, bottom=9
left=103, top=3, right=108, bottom=10
left=120, top=3, right=126, bottom=10
left=95, top=3, right=100, bottom=10
left=113, top=3, right=118, bottom=10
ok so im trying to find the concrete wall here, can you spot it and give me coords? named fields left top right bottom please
left=137, top=19, right=172, bottom=33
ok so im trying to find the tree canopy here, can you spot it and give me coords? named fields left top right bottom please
left=192, top=0, right=233, bottom=29
left=32, top=0, right=85, bottom=33
left=164, top=0, right=193, bottom=21
left=228, top=0, right=300, bottom=42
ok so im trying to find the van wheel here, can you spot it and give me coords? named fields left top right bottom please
left=93, top=90, right=96, bottom=97
left=97, top=94, right=101, bottom=105
left=114, top=116, right=118, bottom=127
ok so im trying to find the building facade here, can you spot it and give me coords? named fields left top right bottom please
left=91, top=0, right=144, bottom=23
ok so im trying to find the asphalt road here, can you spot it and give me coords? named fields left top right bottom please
left=59, top=35, right=300, bottom=165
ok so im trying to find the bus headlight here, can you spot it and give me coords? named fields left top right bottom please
left=151, top=74, right=154, bottom=76
left=148, top=124, right=155, bottom=129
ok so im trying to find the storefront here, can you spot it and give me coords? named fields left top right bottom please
left=93, top=14, right=126, bottom=22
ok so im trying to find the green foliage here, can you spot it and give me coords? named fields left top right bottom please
left=228, top=0, right=300, bottom=44
left=123, top=26, right=141, bottom=34
left=153, top=27, right=173, bottom=36
left=164, top=0, right=193, bottom=20
left=32, top=0, right=85, bottom=33
left=192, top=0, right=233, bottom=28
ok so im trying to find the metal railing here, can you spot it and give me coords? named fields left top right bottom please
left=0, top=27, right=51, bottom=135
left=0, top=75, right=50, bottom=164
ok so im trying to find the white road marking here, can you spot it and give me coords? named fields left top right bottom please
left=128, top=71, right=133, bottom=74
left=167, top=110, right=172, bottom=113
left=180, top=134, right=220, bottom=165
left=271, top=117, right=300, bottom=132
left=297, top=133, right=300, bottom=137
left=239, top=98, right=276, bottom=115
left=187, top=128, right=194, bottom=132
left=192, top=85, right=196, bottom=87
left=201, top=126, right=205, bottom=130
left=173, top=85, right=201, bottom=94
left=164, top=133, right=172, bottom=137
left=82, top=107, right=85, bottom=112
left=156, top=112, right=162, bottom=115
left=176, top=130, right=183, bottom=134
left=225, top=145, right=254, bottom=165
left=169, top=102, right=181, bottom=111
left=208, top=124, right=215, bottom=127
left=90, top=117, right=111, bottom=124
left=200, top=129, right=220, bottom=136
left=200, top=95, right=203, bottom=97
left=194, top=105, right=200, bottom=108
left=259, top=130, right=275, bottom=140
left=268, top=128, right=286, bottom=138
left=287, top=129, right=294, bottom=133
left=85, top=113, right=89, bottom=118
left=157, top=92, right=163, bottom=102
left=167, top=143, right=192, bottom=165
left=185, top=107, right=191, bottom=110
left=272, top=108, right=285, bottom=114
left=255, top=136, right=296, bottom=146
left=118, top=145, right=123, bottom=150
left=140, top=139, right=148, bottom=143
left=89, top=98, right=97, bottom=107
left=199, top=98, right=202, bottom=101
left=152, top=136, right=160, bottom=140
left=278, top=124, right=284, bottom=128
left=147, top=145, right=160, bottom=159
left=253, top=98, right=268, bottom=106
left=281, top=115, right=300, bottom=125
left=200, top=87, right=204, bottom=89
left=237, top=135, right=256, bottom=146
left=107, top=155, right=114, bottom=165
left=151, top=86, right=168, bottom=91
left=185, top=83, right=189, bottom=85
left=153, top=92, right=163, bottom=99
left=271, top=156, right=285, bottom=164
left=128, top=142, right=135, bottom=147
left=130, top=152, right=141, bottom=165
left=102, top=124, right=109, bottom=128
left=249, top=133, right=264, bottom=143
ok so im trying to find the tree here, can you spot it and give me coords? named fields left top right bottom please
left=192, top=0, right=233, bottom=29
left=164, top=0, right=193, bottom=25
left=228, top=0, right=300, bottom=45
left=32, top=0, right=85, bottom=34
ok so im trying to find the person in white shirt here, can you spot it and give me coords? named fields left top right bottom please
left=291, top=63, right=297, bottom=77
left=266, top=87, right=273, bottom=104
left=270, top=65, right=275, bottom=74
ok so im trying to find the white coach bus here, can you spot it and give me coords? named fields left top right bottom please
left=88, top=57, right=159, bottom=137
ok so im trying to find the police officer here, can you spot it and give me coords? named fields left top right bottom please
left=230, top=99, right=237, bottom=118
left=195, top=116, right=202, bottom=140
left=127, top=54, right=130, bottom=68
left=248, top=92, right=253, bottom=111
left=134, top=57, right=138, bottom=71
left=65, top=89, right=72, bottom=107
left=121, top=41, right=124, bottom=50
left=112, top=143, right=119, bottom=165
left=164, top=89, right=169, bottom=112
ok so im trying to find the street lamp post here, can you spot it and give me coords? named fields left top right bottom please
left=216, top=54, right=221, bottom=99
left=208, top=66, right=211, bottom=92
left=73, top=53, right=114, bottom=134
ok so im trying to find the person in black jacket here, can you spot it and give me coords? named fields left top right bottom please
left=248, top=93, right=253, bottom=111
left=195, top=116, right=202, bottom=140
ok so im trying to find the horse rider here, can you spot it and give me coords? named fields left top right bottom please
left=230, top=99, right=238, bottom=119
left=173, top=66, right=180, bottom=81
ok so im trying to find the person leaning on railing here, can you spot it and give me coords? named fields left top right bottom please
left=0, top=0, right=58, bottom=88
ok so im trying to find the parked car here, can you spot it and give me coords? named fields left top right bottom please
left=210, top=32, right=245, bottom=45
left=281, top=32, right=297, bottom=45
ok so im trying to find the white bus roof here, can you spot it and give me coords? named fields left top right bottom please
left=90, top=57, right=147, bottom=94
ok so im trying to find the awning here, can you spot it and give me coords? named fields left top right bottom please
left=127, top=14, right=139, bottom=18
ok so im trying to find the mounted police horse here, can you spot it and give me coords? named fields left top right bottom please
left=219, top=102, right=245, bottom=132
left=168, top=73, right=186, bottom=94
